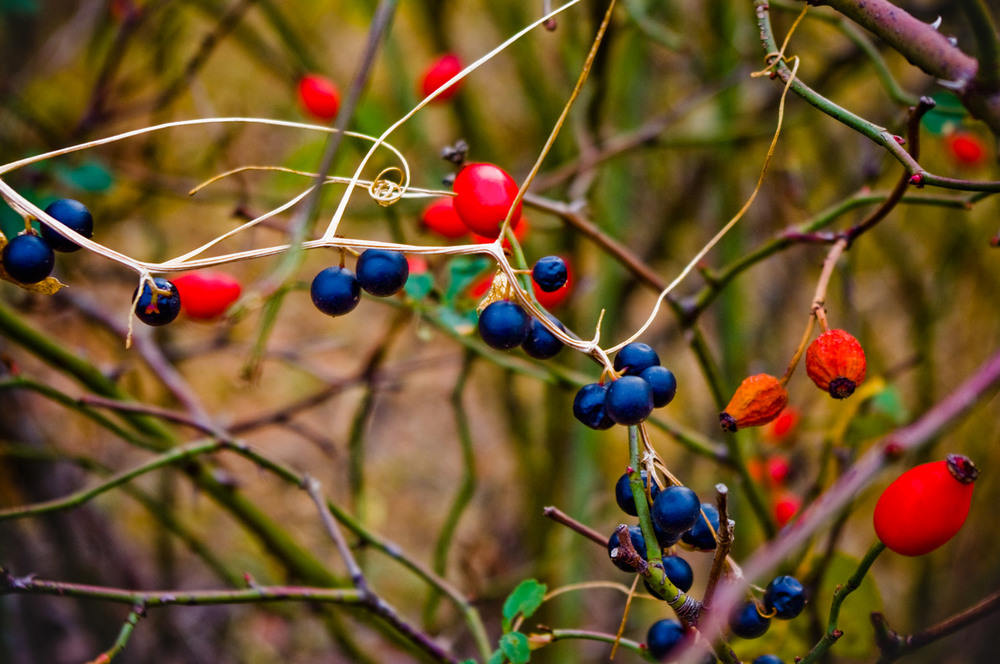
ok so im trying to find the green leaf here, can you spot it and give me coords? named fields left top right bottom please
left=0, top=0, right=38, bottom=16
left=404, top=272, right=434, bottom=300
left=56, top=160, right=114, bottom=192
left=502, top=579, right=547, bottom=632
left=499, top=632, right=530, bottom=664
left=443, top=255, right=491, bottom=306
left=436, top=305, right=477, bottom=336
left=487, top=649, right=505, bottom=664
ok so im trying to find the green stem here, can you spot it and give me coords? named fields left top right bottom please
left=536, top=628, right=648, bottom=658
left=89, top=604, right=145, bottom=664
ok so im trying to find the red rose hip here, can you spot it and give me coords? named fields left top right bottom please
left=873, top=454, right=978, bottom=556
left=173, top=271, right=242, bottom=320
left=298, top=73, right=340, bottom=121
left=806, top=329, right=866, bottom=399
left=452, top=163, right=522, bottom=238
left=420, top=53, right=463, bottom=101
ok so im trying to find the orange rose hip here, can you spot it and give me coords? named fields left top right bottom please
left=806, top=329, right=866, bottom=399
left=719, top=373, right=789, bottom=433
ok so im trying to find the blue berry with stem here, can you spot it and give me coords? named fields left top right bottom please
left=478, top=299, right=530, bottom=350
left=572, top=383, right=614, bottom=430
left=356, top=248, right=408, bottom=296
left=763, top=576, right=806, bottom=620
left=651, top=485, right=701, bottom=537
left=729, top=601, right=771, bottom=639
left=605, top=376, right=654, bottom=425
left=640, top=365, right=677, bottom=408
left=2, top=233, right=55, bottom=284
left=681, top=503, right=720, bottom=551
left=521, top=314, right=564, bottom=359
left=41, top=198, right=93, bottom=252
left=753, top=656, right=785, bottom=664
left=615, top=470, right=660, bottom=517
left=645, top=619, right=684, bottom=660
left=662, top=554, right=694, bottom=592
left=531, top=255, right=567, bottom=292
left=607, top=525, right=646, bottom=572
left=133, top=278, right=181, bottom=326
left=311, top=266, right=361, bottom=316
left=613, top=342, right=660, bottom=375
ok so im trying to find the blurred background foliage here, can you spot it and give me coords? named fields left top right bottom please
left=1, top=0, right=999, bottom=663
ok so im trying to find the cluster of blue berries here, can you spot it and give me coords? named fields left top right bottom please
left=574, top=342, right=677, bottom=429
left=310, top=248, right=409, bottom=316
left=1, top=199, right=93, bottom=285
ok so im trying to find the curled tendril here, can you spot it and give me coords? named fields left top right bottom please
left=368, top=167, right=406, bottom=207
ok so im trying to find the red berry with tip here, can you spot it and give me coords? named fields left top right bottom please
left=452, top=163, right=522, bottom=238
left=420, top=53, right=463, bottom=101
left=298, top=73, right=340, bottom=121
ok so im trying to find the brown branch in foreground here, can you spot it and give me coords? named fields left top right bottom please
left=542, top=505, right=610, bottom=547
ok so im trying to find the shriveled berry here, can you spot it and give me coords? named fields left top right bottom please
left=572, top=383, right=614, bottom=430
left=133, top=278, right=181, bottom=326
left=681, top=503, right=720, bottom=551
left=646, top=619, right=684, bottom=660
left=531, top=256, right=568, bottom=292
left=729, top=601, right=771, bottom=639
left=613, top=342, right=660, bottom=375
left=172, top=271, right=241, bottom=320
left=2, top=233, right=54, bottom=284
left=605, top=376, right=654, bottom=425
left=298, top=73, right=340, bottom=121
left=477, top=300, right=530, bottom=350
left=41, top=199, right=93, bottom=252
left=763, top=576, right=806, bottom=619
left=311, top=266, right=361, bottom=316
left=640, top=365, right=677, bottom=408
left=452, top=163, right=522, bottom=238
left=608, top=525, right=646, bottom=572
left=720, top=374, right=788, bottom=432
left=356, top=249, right=409, bottom=297
left=521, top=314, right=564, bottom=360
left=805, top=329, right=866, bottom=399
left=873, top=454, right=978, bottom=556
left=652, top=485, right=701, bottom=536
left=615, top=470, right=661, bottom=517
left=420, top=53, right=463, bottom=101
left=420, top=197, right=467, bottom=239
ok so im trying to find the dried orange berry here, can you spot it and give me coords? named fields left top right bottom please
left=805, top=329, right=866, bottom=399
left=719, top=373, right=789, bottom=433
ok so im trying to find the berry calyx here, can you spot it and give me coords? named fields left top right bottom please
left=613, top=342, right=660, bottom=376
left=40, top=198, right=94, bottom=252
left=420, top=53, right=463, bottom=101
left=763, top=575, right=806, bottom=619
left=298, top=73, right=341, bottom=121
left=356, top=249, right=409, bottom=297
left=604, top=375, right=655, bottom=425
left=172, top=271, right=241, bottom=320
left=521, top=314, right=564, bottom=360
left=420, top=197, right=468, bottom=239
left=729, top=601, right=771, bottom=639
left=572, top=383, right=614, bottom=430
left=2, top=233, right=55, bottom=284
left=640, top=365, right=678, bottom=408
left=651, top=485, right=701, bottom=537
left=452, top=163, right=522, bottom=238
left=477, top=299, right=530, bottom=350
left=805, top=329, right=866, bottom=399
left=311, top=266, right=361, bottom=316
left=873, top=454, right=978, bottom=556
left=681, top=503, right=720, bottom=551
left=133, top=278, right=182, bottom=326
left=531, top=256, right=568, bottom=292
left=720, top=373, right=788, bottom=432
left=615, top=470, right=661, bottom=517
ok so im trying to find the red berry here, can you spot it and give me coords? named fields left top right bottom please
left=420, top=197, right=468, bottom=239
left=764, top=407, right=799, bottom=444
left=532, top=256, right=571, bottom=309
left=873, top=454, right=978, bottom=556
left=406, top=255, right=428, bottom=275
left=420, top=53, right=463, bottom=102
left=766, top=455, right=791, bottom=486
left=172, top=271, right=242, bottom=320
left=298, top=73, right=340, bottom=121
left=805, top=329, right=866, bottom=399
left=720, top=374, right=789, bottom=433
left=945, top=132, right=987, bottom=166
left=774, top=493, right=801, bottom=527
left=452, top=163, right=522, bottom=238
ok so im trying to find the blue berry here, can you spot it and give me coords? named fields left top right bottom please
left=356, top=249, right=408, bottom=296
left=608, top=525, right=646, bottom=572
left=752, top=656, right=784, bottom=664
left=681, top=503, right=720, bottom=551
left=645, top=619, right=684, bottom=660
left=572, top=383, right=614, bottom=430
left=651, top=485, right=701, bottom=537
left=41, top=199, right=93, bottom=252
left=133, top=278, right=181, bottom=326
left=662, top=554, right=694, bottom=592
left=2, top=233, right=55, bottom=284
left=478, top=300, right=530, bottom=350
left=729, top=601, right=771, bottom=639
left=311, top=266, right=361, bottom=316
left=531, top=255, right=567, bottom=292
left=763, top=576, right=806, bottom=620
left=653, top=518, right=682, bottom=548
left=613, top=342, right=660, bottom=375
left=640, top=365, right=677, bottom=408
left=521, top=314, right=564, bottom=360
left=605, top=376, right=654, bottom=425
left=615, top=470, right=660, bottom=517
